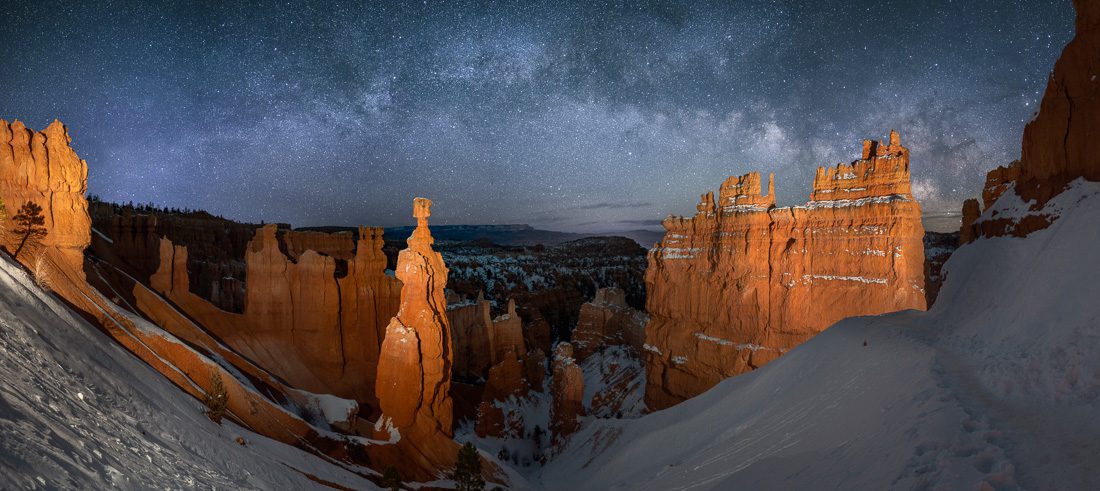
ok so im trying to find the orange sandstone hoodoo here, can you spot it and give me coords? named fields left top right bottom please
left=376, top=197, right=454, bottom=433
left=0, top=119, right=90, bottom=270
left=644, top=130, right=927, bottom=410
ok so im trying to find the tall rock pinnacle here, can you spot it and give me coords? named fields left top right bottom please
left=376, top=197, right=454, bottom=435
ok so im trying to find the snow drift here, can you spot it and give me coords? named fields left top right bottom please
left=0, top=254, right=380, bottom=489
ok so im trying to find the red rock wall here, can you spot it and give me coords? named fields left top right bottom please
left=283, top=229, right=356, bottom=261
left=645, top=131, right=926, bottom=410
left=149, top=223, right=401, bottom=408
left=961, top=1, right=1100, bottom=241
left=1017, top=0, right=1100, bottom=196
left=448, top=298, right=496, bottom=380
left=571, top=287, right=647, bottom=361
left=0, top=120, right=90, bottom=270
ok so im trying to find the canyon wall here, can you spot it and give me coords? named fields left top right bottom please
left=0, top=120, right=90, bottom=270
left=961, top=0, right=1100, bottom=242
left=89, top=204, right=259, bottom=312
left=645, top=130, right=926, bottom=410
left=145, top=223, right=401, bottom=408
left=571, top=287, right=647, bottom=362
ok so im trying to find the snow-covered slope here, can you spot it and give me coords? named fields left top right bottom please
left=539, top=180, right=1100, bottom=490
left=0, top=255, right=378, bottom=490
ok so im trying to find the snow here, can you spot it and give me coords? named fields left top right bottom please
left=91, top=227, right=114, bottom=244
left=287, top=389, right=358, bottom=428
left=693, top=332, right=770, bottom=352
left=803, top=193, right=910, bottom=209
left=0, top=255, right=380, bottom=489
left=659, top=247, right=703, bottom=260
left=579, top=346, right=646, bottom=419
left=537, top=180, right=1100, bottom=490
left=454, top=391, right=550, bottom=485
left=803, top=274, right=888, bottom=285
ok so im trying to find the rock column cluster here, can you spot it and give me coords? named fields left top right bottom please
left=644, top=130, right=927, bottom=409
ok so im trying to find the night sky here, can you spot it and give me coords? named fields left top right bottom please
left=0, top=1, right=1074, bottom=233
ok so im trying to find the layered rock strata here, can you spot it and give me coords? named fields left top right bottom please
left=645, top=130, right=926, bottom=410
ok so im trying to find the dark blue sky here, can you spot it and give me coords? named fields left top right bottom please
left=0, top=0, right=1074, bottom=232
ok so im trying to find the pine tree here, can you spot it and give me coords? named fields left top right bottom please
left=453, top=442, right=484, bottom=491
left=381, top=465, right=402, bottom=490
left=203, top=371, right=229, bottom=423
left=12, top=201, right=47, bottom=259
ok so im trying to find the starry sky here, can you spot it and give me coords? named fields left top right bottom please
left=0, top=0, right=1075, bottom=233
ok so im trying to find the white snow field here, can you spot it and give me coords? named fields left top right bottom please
left=539, top=180, right=1100, bottom=490
left=0, top=255, right=379, bottom=489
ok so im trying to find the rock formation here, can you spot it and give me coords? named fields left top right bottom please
left=0, top=119, right=90, bottom=270
left=1016, top=0, right=1100, bottom=196
left=441, top=235, right=647, bottom=344
left=448, top=294, right=532, bottom=379
left=571, top=287, right=648, bottom=361
left=550, top=342, right=585, bottom=447
left=375, top=198, right=454, bottom=434
left=524, top=348, right=547, bottom=392
left=644, top=130, right=926, bottom=410
left=282, top=229, right=356, bottom=261
left=474, top=348, right=530, bottom=439
left=448, top=293, right=496, bottom=380
left=960, top=0, right=1100, bottom=241
left=143, top=223, right=401, bottom=408
left=491, top=299, right=526, bottom=364
left=89, top=203, right=260, bottom=312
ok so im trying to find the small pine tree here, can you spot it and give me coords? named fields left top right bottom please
left=203, top=371, right=229, bottom=423
left=12, top=201, right=47, bottom=259
left=453, top=442, right=484, bottom=491
left=532, top=425, right=544, bottom=448
left=381, top=465, right=402, bottom=491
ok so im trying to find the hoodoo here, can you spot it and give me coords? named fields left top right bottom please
left=0, top=119, right=90, bottom=270
left=376, top=197, right=455, bottom=435
left=644, top=130, right=926, bottom=409
left=142, top=223, right=401, bottom=407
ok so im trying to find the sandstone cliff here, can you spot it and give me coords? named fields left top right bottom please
left=645, top=130, right=926, bottom=410
left=961, top=0, right=1100, bottom=242
left=143, top=223, right=401, bottom=408
left=0, top=119, right=90, bottom=270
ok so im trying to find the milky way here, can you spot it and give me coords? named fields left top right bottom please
left=0, top=0, right=1074, bottom=232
